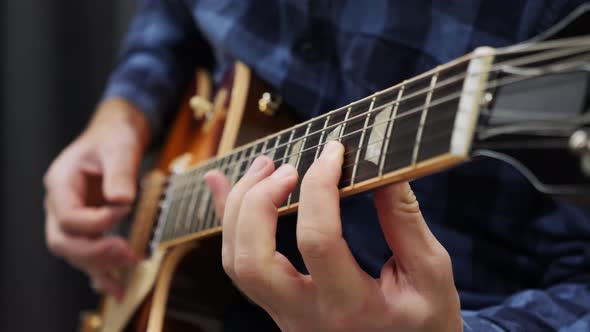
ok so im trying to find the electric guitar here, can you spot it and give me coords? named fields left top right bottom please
left=80, top=5, right=590, bottom=331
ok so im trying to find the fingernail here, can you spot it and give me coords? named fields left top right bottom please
left=321, top=141, right=343, bottom=160
left=247, top=156, right=268, bottom=175
left=271, top=164, right=295, bottom=179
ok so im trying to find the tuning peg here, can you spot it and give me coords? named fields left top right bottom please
left=189, top=95, right=213, bottom=120
left=569, top=129, right=589, bottom=154
left=258, top=92, right=282, bottom=116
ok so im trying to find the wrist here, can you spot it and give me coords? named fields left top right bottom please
left=90, top=97, right=152, bottom=151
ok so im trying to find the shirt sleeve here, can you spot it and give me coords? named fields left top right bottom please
left=462, top=281, right=590, bottom=331
left=102, top=0, right=212, bottom=137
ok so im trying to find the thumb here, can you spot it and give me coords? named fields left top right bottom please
left=374, top=182, right=443, bottom=274
left=101, top=145, right=141, bottom=203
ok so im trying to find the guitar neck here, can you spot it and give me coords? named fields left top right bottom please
left=153, top=47, right=496, bottom=248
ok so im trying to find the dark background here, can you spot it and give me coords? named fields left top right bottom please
left=1, top=1, right=137, bottom=331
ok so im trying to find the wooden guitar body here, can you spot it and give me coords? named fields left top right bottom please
left=80, top=62, right=298, bottom=332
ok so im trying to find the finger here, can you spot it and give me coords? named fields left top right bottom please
left=91, top=271, right=125, bottom=301
left=297, top=141, right=373, bottom=303
left=45, top=213, right=137, bottom=271
left=233, top=164, right=300, bottom=298
left=51, top=200, right=130, bottom=235
left=221, top=156, right=274, bottom=277
left=45, top=166, right=130, bottom=236
left=374, top=182, right=451, bottom=280
left=101, top=142, right=141, bottom=203
left=203, top=170, right=231, bottom=219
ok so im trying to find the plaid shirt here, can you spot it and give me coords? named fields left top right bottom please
left=104, top=1, right=590, bottom=331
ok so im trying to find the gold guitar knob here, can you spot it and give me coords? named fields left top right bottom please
left=189, top=95, right=213, bottom=120
left=79, top=312, right=103, bottom=332
left=258, top=92, right=282, bottom=116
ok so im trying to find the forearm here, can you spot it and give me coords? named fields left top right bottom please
left=89, top=97, right=152, bottom=151
left=102, top=0, right=210, bottom=137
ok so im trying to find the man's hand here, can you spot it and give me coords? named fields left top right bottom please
left=43, top=98, right=150, bottom=300
left=205, top=141, right=462, bottom=332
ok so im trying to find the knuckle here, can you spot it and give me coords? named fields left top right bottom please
left=46, top=235, right=65, bottom=257
left=297, top=226, right=337, bottom=259
left=59, top=214, right=86, bottom=231
left=94, top=241, right=117, bottom=259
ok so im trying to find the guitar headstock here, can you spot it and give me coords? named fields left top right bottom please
left=471, top=4, right=590, bottom=201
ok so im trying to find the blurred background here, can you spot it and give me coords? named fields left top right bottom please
left=1, top=1, right=137, bottom=330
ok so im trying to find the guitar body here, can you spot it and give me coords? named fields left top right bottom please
left=80, top=62, right=299, bottom=332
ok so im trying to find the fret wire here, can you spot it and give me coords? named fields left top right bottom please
left=195, top=181, right=211, bottom=232
left=411, top=70, right=440, bottom=166
left=152, top=177, right=175, bottom=245
left=228, top=150, right=242, bottom=185
left=187, top=172, right=205, bottom=233
left=261, top=139, right=269, bottom=156
left=178, top=172, right=198, bottom=235
left=270, top=135, right=280, bottom=163
left=282, top=130, right=296, bottom=164
left=340, top=107, right=352, bottom=141
left=172, top=174, right=191, bottom=238
left=169, top=178, right=186, bottom=240
left=162, top=176, right=182, bottom=240
left=248, top=144, right=258, bottom=167
left=192, top=161, right=218, bottom=233
left=379, top=86, right=405, bottom=176
left=203, top=161, right=219, bottom=230
left=189, top=162, right=210, bottom=234
left=287, top=122, right=311, bottom=206
left=350, top=98, right=374, bottom=186
left=181, top=173, right=198, bottom=235
left=183, top=171, right=200, bottom=233
left=315, top=115, right=330, bottom=160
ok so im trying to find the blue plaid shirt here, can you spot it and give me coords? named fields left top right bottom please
left=104, top=1, right=590, bottom=331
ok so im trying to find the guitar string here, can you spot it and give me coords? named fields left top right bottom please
left=494, top=36, right=590, bottom=55
left=159, top=49, right=590, bottom=237
left=169, top=117, right=574, bottom=238
left=163, top=130, right=456, bottom=238
left=183, top=45, right=590, bottom=175
left=177, top=54, right=589, bottom=181
left=162, top=56, right=589, bottom=222
left=156, top=49, right=589, bottom=213
left=167, top=53, right=590, bottom=235
left=138, top=41, right=590, bottom=193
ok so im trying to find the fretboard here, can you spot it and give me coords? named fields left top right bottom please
left=153, top=49, right=494, bottom=247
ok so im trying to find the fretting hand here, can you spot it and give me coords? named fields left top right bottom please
left=204, top=141, right=462, bottom=332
